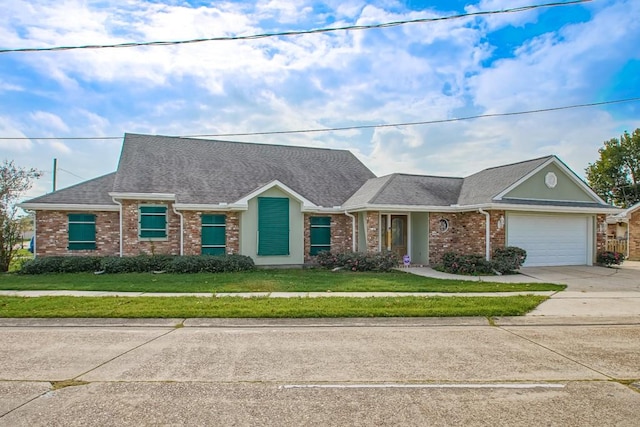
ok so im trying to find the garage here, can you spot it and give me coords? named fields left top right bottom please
left=507, top=213, right=591, bottom=267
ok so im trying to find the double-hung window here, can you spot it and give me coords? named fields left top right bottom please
left=68, top=214, right=96, bottom=250
left=139, top=205, right=167, bottom=239
left=201, top=214, right=226, bottom=255
left=310, top=216, right=331, bottom=255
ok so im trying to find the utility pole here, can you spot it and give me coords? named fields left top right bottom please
left=52, top=158, right=57, bottom=192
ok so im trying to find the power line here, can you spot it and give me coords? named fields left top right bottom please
left=0, top=0, right=590, bottom=54
left=2, top=95, right=637, bottom=141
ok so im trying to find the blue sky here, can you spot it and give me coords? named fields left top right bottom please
left=1, top=0, right=639, bottom=199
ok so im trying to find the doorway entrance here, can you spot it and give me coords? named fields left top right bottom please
left=381, top=214, right=408, bottom=259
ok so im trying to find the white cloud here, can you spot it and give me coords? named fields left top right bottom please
left=30, top=111, right=69, bottom=132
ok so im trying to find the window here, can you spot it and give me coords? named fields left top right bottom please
left=139, top=205, right=167, bottom=239
left=201, top=214, right=226, bottom=255
left=310, top=216, right=331, bottom=255
left=68, top=213, right=96, bottom=250
left=258, top=197, right=289, bottom=256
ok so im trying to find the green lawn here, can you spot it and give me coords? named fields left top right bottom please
left=0, top=295, right=548, bottom=318
left=0, top=269, right=565, bottom=293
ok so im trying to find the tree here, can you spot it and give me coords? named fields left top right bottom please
left=586, top=129, right=640, bottom=208
left=1, top=160, right=42, bottom=272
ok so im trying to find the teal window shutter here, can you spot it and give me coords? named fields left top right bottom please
left=258, top=197, right=289, bottom=256
left=68, top=213, right=96, bottom=250
left=139, top=206, right=167, bottom=238
left=201, top=214, right=226, bottom=255
left=310, top=216, right=331, bottom=255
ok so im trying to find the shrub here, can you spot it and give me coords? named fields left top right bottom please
left=166, top=254, right=255, bottom=273
left=20, top=256, right=65, bottom=274
left=19, top=254, right=254, bottom=274
left=596, top=251, right=625, bottom=267
left=314, top=251, right=400, bottom=272
left=440, top=252, right=494, bottom=275
left=492, top=246, right=527, bottom=274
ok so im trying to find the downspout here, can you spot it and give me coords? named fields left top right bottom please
left=112, top=197, right=123, bottom=257
left=172, top=205, right=184, bottom=256
left=478, top=208, right=491, bottom=261
left=344, top=211, right=356, bottom=252
left=31, top=211, right=37, bottom=258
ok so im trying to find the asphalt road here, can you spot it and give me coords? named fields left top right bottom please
left=1, top=317, right=639, bottom=426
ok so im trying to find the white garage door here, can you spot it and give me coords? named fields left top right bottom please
left=507, top=214, right=589, bottom=267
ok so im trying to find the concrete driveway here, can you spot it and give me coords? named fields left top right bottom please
left=520, top=261, right=640, bottom=292
left=520, top=261, right=640, bottom=317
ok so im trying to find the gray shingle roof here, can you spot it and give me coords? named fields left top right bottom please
left=344, top=174, right=462, bottom=208
left=22, top=173, right=116, bottom=206
left=113, top=134, right=375, bottom=207
left=457, top=156, right=553, bottom=205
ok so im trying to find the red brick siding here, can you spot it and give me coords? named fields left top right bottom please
left=121, top=201, right=180, bottom=256
left=304, top=213, right=353, bottom=261
left=428, top=210, right=506, bottom=265
left=35, top=210, right=119, bottom=257
left=628, top=211, right=640, bottom=261
left=182, top=211, right=240, bottom=255
left=595, top=214, right=607, bottom=258
left=366, top=211, right=380, bottom=252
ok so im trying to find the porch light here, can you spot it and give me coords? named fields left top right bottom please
left=497, top=215, right=505, bottom=230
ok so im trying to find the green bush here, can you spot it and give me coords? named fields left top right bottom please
left=314, top=251, right=400, bottom=272
left=20, top=256, right=65, bottom=274
left=492, top=246, right=527, bottom=274
left=19, top=254, right=254, bottom=274
left=166, top=254, right=254, bottom=273
left=440, top=252, right=494, bottom=275
left=596, top=251, right=625, bottom=267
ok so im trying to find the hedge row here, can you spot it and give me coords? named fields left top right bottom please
left=19, top=254, right=255, bottom=275
left=440, top=246, right=527, bottom=275
left=314, top=251, right=400, bottom=272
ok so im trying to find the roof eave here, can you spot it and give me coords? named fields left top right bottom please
left=109, top=192, right=176, bottom=201
left=19, top=203, right=119, bottom=211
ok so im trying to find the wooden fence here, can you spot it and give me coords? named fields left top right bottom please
left=606, top=239, right=627, bottom=254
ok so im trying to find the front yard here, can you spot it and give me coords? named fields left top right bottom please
left=0, top=269, right=564, bottom=293
left=0, top=269, right=560, bottom=318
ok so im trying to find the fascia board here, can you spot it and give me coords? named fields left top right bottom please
left=234, top=180, right=318, bottom=208
left=173, top=204, right=247, bottom=211
left=343, top=202, right=621, bottom=215
left=19, top=203, right=119, bottom=211
left=108, top=192, right=176, bottom=201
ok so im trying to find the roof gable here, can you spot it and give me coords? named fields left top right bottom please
left=457, top=156, right=552, bottom=206
left=499, top=158, right=602, bottom=203
left=113, top=134, right=375, bottom=207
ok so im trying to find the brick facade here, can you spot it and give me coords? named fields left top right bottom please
left=365, top=211, right=380, bottom=252
left=35, top=210, right=119, bottom=257
left=629, top=210, right=640, bottom=261
left=121, top=200, right=181, bottom=256
left=182, top=211, right=240, bottom=255
left=596, top=214, right=607, bottom=256
left=303, top=213, right=354, bottom=261
left=428, top=210, right=506, bottom=265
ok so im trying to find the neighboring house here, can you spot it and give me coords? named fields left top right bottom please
left=606, top=202, right=640, bottom=260
left=20, top=133, right=619, bottom=267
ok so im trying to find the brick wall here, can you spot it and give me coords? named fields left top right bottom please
left=428, top=210, right=506, bottom=265
left=121, top=200, right=180, bottom=256
left=596, top=214, right=607, bottom=256
left=35, top=210, right=119, bottom=257
left=182, top=211, right=240, bottom=255
left=303, top=213, right=353, bottom=261
left=628, top=211, right=640, bottom=261
left=366, top=211, right=380, bottom=252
